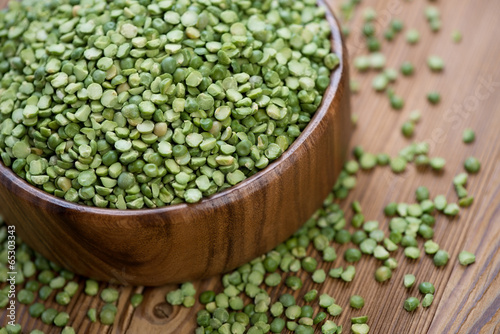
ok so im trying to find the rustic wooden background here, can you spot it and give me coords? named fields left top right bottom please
left=1, top=0, right=500, bottom=333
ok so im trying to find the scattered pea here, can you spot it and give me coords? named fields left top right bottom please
left=351, top=316, right=368, bottom=324
left=458, top=251, right=476, bottom=266
left=401, top=121, right=415, bottom=138
left=350, top=295, right=365, bottom=309
left=422, top=294, right=434, bottom=308
left=452, top=30, right=462, bottom=43
left=344, top=248, right=362, bottom=263
left=419, top=282, right=435, bottom=295
left=404, top=274, right=416, bottom=288
left=352, top=324, right=370, bottom=334
left=374, top=266, right=392, bottom=282
left=434, top=250, right=450, bottom=267
left=464, top=157, right=481, bottom=173
left=404, top=297, right=419, bottom=312
left=430, top=157, right=446, bottom=171
left=406, top=29, right=420, bottom=44
left=462, top=129, right=476, bottom=144
left=400, top=62, right=414, bottom=76
left=427, top=91, right=441, bottom=104
left=427, top=56, right=444, bottom=72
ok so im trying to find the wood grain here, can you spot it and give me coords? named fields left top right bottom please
left=2, top=0, right=500, bottom=333
left=0, top=2, right=350, bottom=286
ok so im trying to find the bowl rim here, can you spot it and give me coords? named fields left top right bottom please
left=0, top=0, right=344, bottom=217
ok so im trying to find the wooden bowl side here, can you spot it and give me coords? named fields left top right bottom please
left=0, top=5, right=351, bottom=285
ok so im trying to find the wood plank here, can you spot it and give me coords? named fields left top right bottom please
left=1, top=0, right=499, bottom=333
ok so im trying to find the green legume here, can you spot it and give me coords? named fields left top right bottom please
left=87, top=308, right=97, bottom=322
left=341, top=266, right=356, bottom=282
left=199, top=291, right=215, bottom=305
left=285, top=276, right=303, bottom=290
left=166, top=289, right=184, bottom=306
left=416, top=186, right=430, bottom=202
left=354, top=56, right=370, bottom=72
left=312, top=269, right=326, bottom=284
left=405, top=247, right=421, bottom=259
left=55, top=291, right=71, bottom=305
left=323, top=247, right=338, bottom=262
left=321, top=320, right=338, bottom=334
left=49, top=276, right=66, bottom=289
left=377, top=153, right=390, bottom=166
left=313, top=311, right=327, bottom=325
left=85, top=280, right=99, bottom=296
left=373, top=245, right=390, bottom=260
left=53, top=312, right=70, bottom=327
left=404, top=297, right=419, bottom=312
left=458, top=251, right=476, bottom=265
left=424, top=240, right=440, bottom=255
left=350, top=295, right=365, bottom=309
left=279, top=294, right=296, bottom=308
left=360, top=153, right=377, bottom=170
left=427, top=91, right=441, bottom=104
left=374, top=266, right=392, bottom=282
left=319, top=294, right=335, bottom=308
left=344, top=248, right=362, bottom=262
left=5, top=325, right=22, bottom=334
left=303, top=290, right=318, bottom=303
left=329, top=267, right=344, bottom=279
left=61, top=327, right=75, bottom=334
left=401, top=121, right=415, bottom=138
left=370, top=53, right=386, bottom=70
left=100, top=308, right=116, bottom=325
left=17, top=289, right=35, bottom=304
left=406, top=29, right=420, bottom=44
left=452, top=30, right=462, bottom=43
left=131, top=294, right=144, bottom=308
left=38, top=286, right=53, bottom=301
left=422, top=294, right=434, bottom=308
left=454, top=173, right=469, bottom=186
left=285, top=305, right=302, bottom=320
left=270, top=302, right=284, bottom=317
left=401, top=62, right=414, bottom=76
left=418, top=224, right=434, bottom=239
left=372, top=74, right=388, bottom=91
left=430, top=157, right=446, bottom=171
left=265, top=273, right=282, bottom=287
left=352, top=324, right=370, bottom=334
left=390, top=157, right=407, bottom=173
left=427, top=56, right=444, bottom=72
left=444, top=203, right=460, bottom=216
left=419, top=282, right=435, bottom=294
left=29, top=302, right=45, bottom=318
left=360, top=238, right=377, bottom=254
left=351, top=316, right=368, bottom=324
left=327, top=304, right=342, bottom=317
left=434, top=195, right=448, bottom=211
left=334, top=229, right=351, bottom=244
left=41, top=308, right=58, bottom=325
left=101, top=288, right=119, bottom=303
left=270, top=318, right=286, bottom=333
left=404, top=274, right=416, bottom=288
left=464, top=157, right=481, bottom=173
left=434, top=250, right=450, bottom=267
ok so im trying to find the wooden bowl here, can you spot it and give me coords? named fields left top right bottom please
left=0, top=3, right=350, bottom=286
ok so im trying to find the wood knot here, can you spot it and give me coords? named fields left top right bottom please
left=153, top=302, right=173, bottom=320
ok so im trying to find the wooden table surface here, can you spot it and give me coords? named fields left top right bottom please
left=2, top=0, right=500, bottom=333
